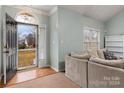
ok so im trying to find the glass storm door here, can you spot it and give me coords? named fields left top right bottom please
left=3, top=14, right=17, bottom=84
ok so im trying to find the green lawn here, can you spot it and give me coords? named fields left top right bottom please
left=18, top=50, right=35, bottom=67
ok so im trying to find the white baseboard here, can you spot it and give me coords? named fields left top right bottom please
left=38, top=60, right=50, bottom=68
left=38, top=65, right=50, bottom=68
left=50, top=66, right=59, bottom=72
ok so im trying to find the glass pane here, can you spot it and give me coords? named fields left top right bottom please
left=16, top=13, right=36, bottom=24
left=84, top=28, right=100, bottom=50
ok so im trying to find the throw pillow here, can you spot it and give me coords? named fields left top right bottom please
left=103, top=50, right=117, bottom=60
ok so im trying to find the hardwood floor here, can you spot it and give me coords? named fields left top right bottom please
left=0, top=82, right=5, bottom=88
left=0, top=67, right=56, bottom=88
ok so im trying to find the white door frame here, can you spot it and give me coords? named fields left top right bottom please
left=38, top=25, right=47, bottom=68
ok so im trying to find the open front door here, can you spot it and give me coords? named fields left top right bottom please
left=3, top=14, right=17, bottom=84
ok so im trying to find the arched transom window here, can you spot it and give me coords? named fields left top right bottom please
left=16, top=12, right=36, bottom=24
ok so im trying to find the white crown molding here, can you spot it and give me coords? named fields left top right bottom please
left=49, top=6, right=58, bottom=16
left=5, top=5, right=49, bottom=16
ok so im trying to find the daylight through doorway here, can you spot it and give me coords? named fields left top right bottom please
left=17, top=23, right=38, bottom=69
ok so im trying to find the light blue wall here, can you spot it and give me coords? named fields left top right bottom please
left=105, top=9, right=124, bottom=35
left=49, top=6, right=105, bottom=71
left=49, top=11, right=59, bottom=70
left=57, top=7, right=105, bottom=71
left=58, top=7, right=84, bottom=71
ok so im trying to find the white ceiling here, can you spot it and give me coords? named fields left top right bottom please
left=11, top=5, right=124, bottom=22
left=28, top=5, right=56, bottom=12
left=62, top=5, right=124, bottom=22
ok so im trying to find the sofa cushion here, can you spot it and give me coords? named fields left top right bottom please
left=90, top=57, right=124, bottom=69
left=97, top=49, right=105, bottom=59
left=103, top=50, right=117, bottom=60
left=71, top=52, right=91, bottom=60
left=87, top=49, right=99, bottom=58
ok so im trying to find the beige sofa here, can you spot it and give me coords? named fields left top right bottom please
left=65, top=50, right=124, bottom=88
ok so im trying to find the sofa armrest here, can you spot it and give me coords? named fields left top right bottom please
left=65, top=55, right=88, bottom=87
left=88, top=61, right=124, bottom=88
left=65, top=55, right=88, bottom=63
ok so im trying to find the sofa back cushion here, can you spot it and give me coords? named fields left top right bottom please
left=71, top=52, right=91, bottom=60
left=90, top=57, right=124, bottom=69
left=87, top=49, right=99, bottom=58
left=97, top=49, right=105, bottom=59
